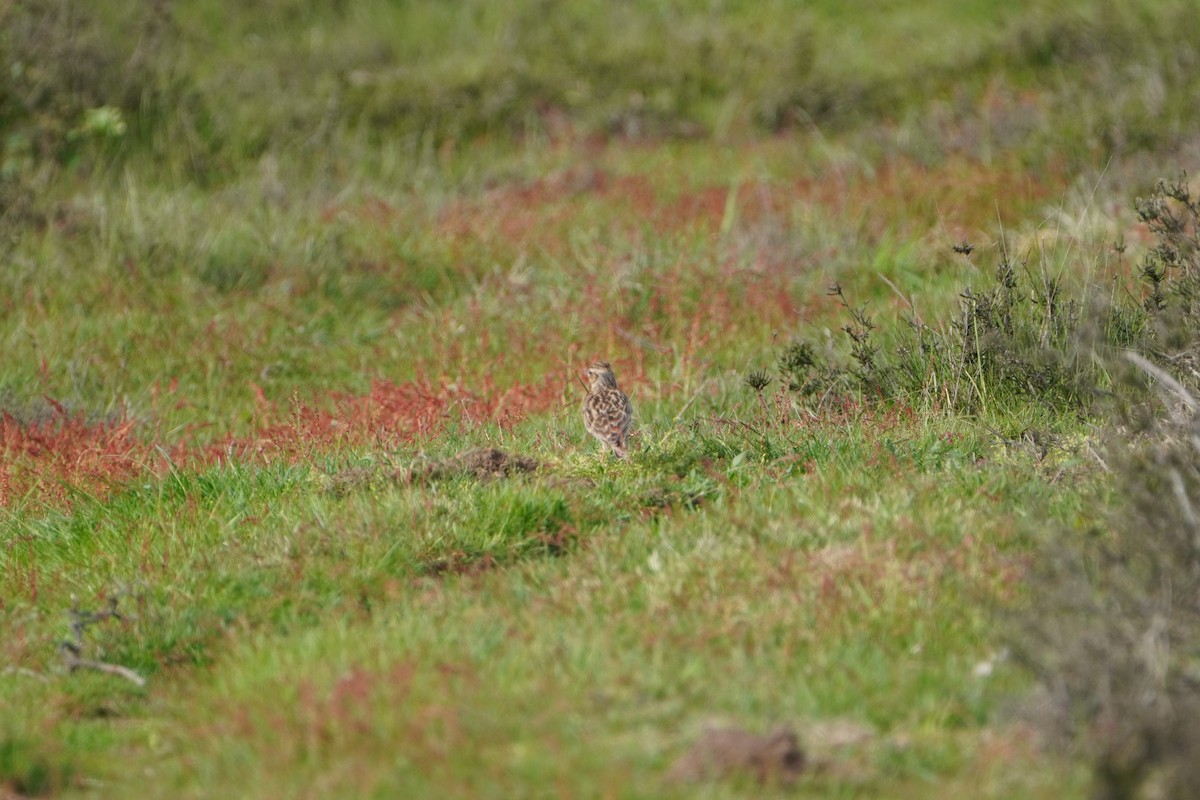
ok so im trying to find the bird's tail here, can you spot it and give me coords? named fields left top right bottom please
left=612, top=434, right=629, bottom=459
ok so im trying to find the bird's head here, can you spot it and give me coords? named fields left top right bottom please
left=585, top=361, right=618, bottom=390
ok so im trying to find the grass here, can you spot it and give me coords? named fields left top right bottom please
left=3, top=0, right=1200, bottom=796
left=5, top=414, right=1084, bottom=797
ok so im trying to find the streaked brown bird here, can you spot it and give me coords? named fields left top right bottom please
left=582, top=361, right=633, bottom=458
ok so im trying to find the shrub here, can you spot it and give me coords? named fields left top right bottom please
left=767, top=180, right=1200, bottom=413
left=1004, top=175, right=1200, bottom=800
left=1009, top=369, right=1200, bottom=800
left=1136, top=173, right=1200, bottom=381
left=774, top=251, right=1124, bottom=414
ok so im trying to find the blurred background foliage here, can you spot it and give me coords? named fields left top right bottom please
left=3, top=0, right=1200, bottom=192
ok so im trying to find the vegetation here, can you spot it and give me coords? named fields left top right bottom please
left=3, top=0, right=1200, bottom=797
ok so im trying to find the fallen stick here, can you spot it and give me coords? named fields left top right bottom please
left=59, top=642, right=146, bottom=688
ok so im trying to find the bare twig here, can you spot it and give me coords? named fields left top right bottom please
left=59, top=595, right=147, bottom=688
left=68, top=596, right=123, bottom=633
left=59, top=642, right=147, bottom=688
left=709, top=414, right=765, bottom=438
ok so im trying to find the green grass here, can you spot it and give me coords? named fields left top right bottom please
left=3, top=0, right=1198, bottom=796
left=2, top=407, right=1094, bottom=796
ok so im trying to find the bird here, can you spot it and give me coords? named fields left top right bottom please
left=582, top=360, right=633, bottom=458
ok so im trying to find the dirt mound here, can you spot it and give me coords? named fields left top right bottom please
left=667, top=725, right=805, bottom=786
left=326, top=448, right=539, bottom=495
left=441, top=448, right=539, bottom=479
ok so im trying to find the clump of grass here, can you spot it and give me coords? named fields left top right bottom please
left=0, top=0, right=197, bottom=165
left=952, top=253, right=1090, bottom=409
left=198, top=225, right=274, bottom=294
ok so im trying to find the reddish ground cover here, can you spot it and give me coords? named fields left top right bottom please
left=0, top=404, right=146, bottom=511
left=197, top=373, right=566, bottom=464
left=431, top=154, right=1065, bottom=254
left=0, top=374, right=568, bottom=512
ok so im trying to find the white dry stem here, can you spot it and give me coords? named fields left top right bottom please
left=62, top=651, right=147, bottom=688
left=1085, top=439, right=1112, bottom=473
left=1124, top=351, right=1198, bottom=412
left=617, top=327, right=672, bottom=354
left=673, top=377, right=710, bottom=421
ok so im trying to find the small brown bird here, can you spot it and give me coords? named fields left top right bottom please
left=582, top=360, right=633, bottom=458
